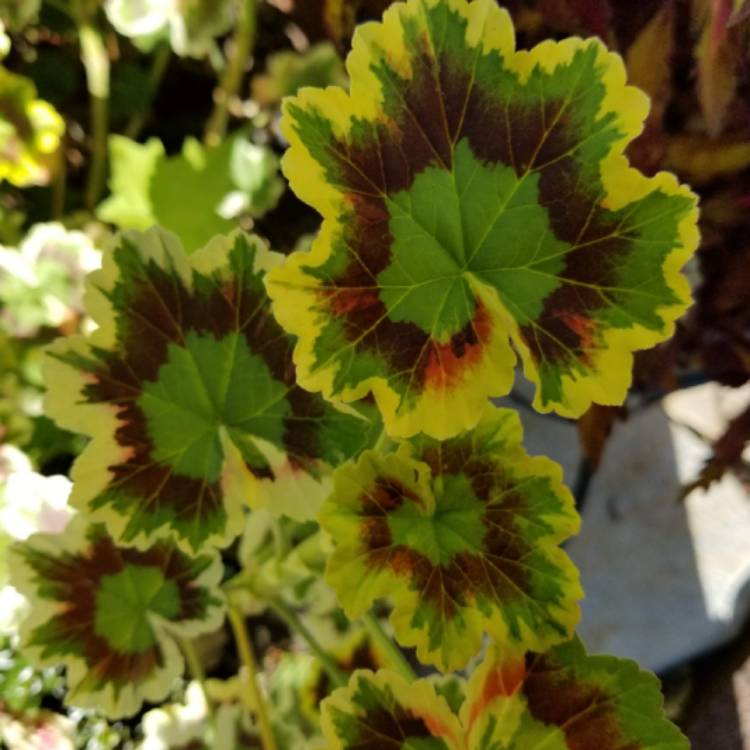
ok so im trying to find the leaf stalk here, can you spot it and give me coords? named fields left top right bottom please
left=204, top=0, right=256, bottom=146
left=73, top=3, right=110, bottom=210
left=223, top=574, right=346, bottom=688
left=179, top=635, right=215, bottom=721
left=266, top=595, right=348, bottom=688
left=124, top=43, right=171, bottom=140
left=361, top=611, right=417, bottom=682
left=227, top=606, right=278, bottom=750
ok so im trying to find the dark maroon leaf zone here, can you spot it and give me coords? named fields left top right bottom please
left=326, top=250, right=495, bottom=394
left=417, top=439, right=512, bottom=504
left=291, top=1, right=638, bottom=383
left=313, top=637, right=381, bottom=707
left=345, top=708, right=439, bottom=748
left=358, top=456, right=532, bottom=620
left=21, top=525, right=214, bottom=689
left=56, top=236, right=339, bottom=532
left=523, top=651, right=641, bottom=750
left=319, top=197, right=495, bottom=397
left=236, top=730, right=263, bottom=748
left=330, top=679, right=449, bottom=749
left=299, top=61, right=500, bottom=395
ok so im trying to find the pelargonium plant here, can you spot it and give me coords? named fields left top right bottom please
left=9, top=0, right=699, bottom=748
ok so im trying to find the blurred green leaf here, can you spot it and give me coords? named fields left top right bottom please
left=0, top=0, right=39, bottom=30
left=0, top=66, right=64, bottom=187
left=252, top=42, right=347, bottom=107
left=0, top=636, right=64, bottom=714
left=98, top=134, right=284, bottom=253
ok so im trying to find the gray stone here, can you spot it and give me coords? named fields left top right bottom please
left=503, top=389, right=750, bottom=673
left=664, top=382, right=750, bottom=461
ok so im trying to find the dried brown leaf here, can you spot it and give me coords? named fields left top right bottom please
left=577, top=405, right=626, bottom=471
left=536, top=0, right=614, bottom=39
left=666, top=134, right=750, bottom=184
left=680, top=403, right=750, bottom=498
left=694, top=0, right=740, bottom=138
left=626, top=0, right=675, bottom=123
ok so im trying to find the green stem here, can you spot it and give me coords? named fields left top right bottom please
left=291, top=529, right=328, bottom=574
left=271, top=518, right=289, bottom=561
left=227, top=607, right=278, bottom=750
left=51, top=149, right=66, bottom=220
left=76, top=16, right=109, bottom=210
left=223, top=572, right=346, bottom=688
left=361, top=611, right=416, bottom=681
left=267, top=596, right=347, bottom=688
left=124, top=43, right=171, bottom=140
left=204, top=0, right=256, bottom=146
left=86, top=92, right=107, bottom=208
left=180, top=636, right=215, bottom=720
left=374, top=427, right=392, bottom=452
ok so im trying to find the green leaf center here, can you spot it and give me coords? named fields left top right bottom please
left=94, top=565, right=180, bottom=654
left=137, top=330, right=290, bottom=481
left=378, top=138, right=566, bottom=340
left=387, top=473, right=485, bottom=566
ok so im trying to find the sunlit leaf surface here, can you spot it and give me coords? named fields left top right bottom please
left=268, top=0, right=699, bottom=438
left=321, top=407, right=581, bottom=670
left=10, top=517, right=225, bottom=718
left=461, top=638, right=689, bottom=749
left=322, top=639, right=689, bottom=748
left=323, top=669, right=463, bottom=749
left=44, top=229, right=377, bottom=551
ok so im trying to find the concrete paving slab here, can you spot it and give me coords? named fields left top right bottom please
left=503, top=392, right=750, bottom=673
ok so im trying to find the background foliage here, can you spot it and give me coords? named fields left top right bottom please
left=0, top=1, right=747, bottom=748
